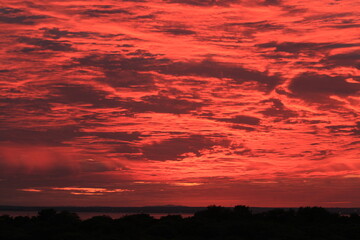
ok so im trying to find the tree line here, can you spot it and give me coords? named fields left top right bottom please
left=1, top=205, right=360, bottom=239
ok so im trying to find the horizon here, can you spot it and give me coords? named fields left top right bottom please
left=1, top=0, right=359, bottom=208
left=2, top=205, right=360, bottom=209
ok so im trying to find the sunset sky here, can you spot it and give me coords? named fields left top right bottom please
left=0, top=0, right=359, bottom=208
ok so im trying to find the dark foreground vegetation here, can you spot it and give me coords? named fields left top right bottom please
left=1, top=206, right=360, bottom=240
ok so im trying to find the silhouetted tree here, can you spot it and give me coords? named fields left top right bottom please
left=194, top=205, right=232, bottom=221
left=37, top=208, right=57, bottom=222
left=297, top=206, right=333, bottom=222
left=234, top=205, right=252, bottom=218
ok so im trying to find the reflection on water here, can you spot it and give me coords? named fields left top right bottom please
left=0, top=211, right=193, bottom=219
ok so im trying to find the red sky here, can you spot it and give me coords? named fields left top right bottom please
left=0, top=0, right=359, bottom=208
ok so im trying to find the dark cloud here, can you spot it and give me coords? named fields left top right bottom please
left=80, top=159, right=122, bottom=172
left=0, top=124, right=141, bottom=147
left=326, top=122, right=360, bottom=136
left=160, top=28, right=196, bottom=36
left=73, top=54, right=282, bottom=90
left=50, top=84, right=121, bottom=108
left=73, top=53, right=168, bottom=72
left=159, top=59, right=283, bottom=90
left=86, top=132, right=142, bottom=142
left=281, top=5, right=308, bottom=15
left=226, top=21, right=285, bottom=32
left=122, top=0, right=147, bottom=2
left=353, top=122, right=360, bottom=136
left=0, top=126, right=79, bottom=146
left=296, top=13, right=351, bottom=24
left=0, top=7, right=48, bottom=25
left=288, top=72, right=360, bottom=101
left=42, top=27, right=94, bottom=39
left=258, top=98, right=298, bottom=119
left=333, top=24, right=360, bottom=29
left=112, top=144, right=140, bottom=154
left=45, top=80, right=201, bottom=114
left=0, top=97, right=52, bottom=115
left=262, top=0, right=282, bottom=5
left=133, top=14, right=156, bottom=19
left=310, top=149, right=333, bottom=160
left=165, top=0, right=240, bottom=7
left=45, top=81, right=200, bottom=114
left=216, top=115, right=261, bottom=125
left=256, top=41, right=358, bottom=54
left=142, top=135, right=230, bottom=161
left=83, top=8, right=132, bottom=16
left=321, top=50, right=360, bottom=69
left=230, top=125, right=256, bottom=131
left=326, top=18, right=360, bottom=29
left=123, top=94, right=203, bottom=114
left=0, top=155, right=76, bottom=177
left=285, top=119, right=330, bottom=125
left=18, top=37, right=75, bottom=52
left=0, top=7, right=22, bottom=14
left=101, top=70, right=155, bottom=88
left=126, top=49, right=161, bottom=58
left=41, top=27, right=124, bottom=40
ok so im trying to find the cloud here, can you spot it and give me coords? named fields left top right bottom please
left=164, top=0, right=240, bottom=7
left=80, top=159, right=121, bottom=173
left=18, top=37, right=75, bottom=52
left=0, top=125, right=141, bottom=147
left=0, top=7, right=48, bottom=25
left=258, top=98, right=298, bottom=119
left=73, top=54, right=282, bottom=90
left=142, top=135, right=230, bottom=161
left=51, top=187, right=133, bottom=195
left=288, top=72, right=360, bottom=101
left=321, top=50, right=360, bottom=69
left=230, top=125, right=256, bottom=131
left=326, top=122, right=360, bottom=136
left=0, top=144, right=77, bottom=175
left=101, top=70, right=155, bottom=89
left=73, top=53, right=168, bottom=72
left=86, top=132, right=142, bottom=141
left=122, top=0, right=147, bottom=2
left=122, top=94, right=203, bottom=114
left=158, top=28, right=196, bottom=36
left=256, top=41, right=358, bottom=54
left=50, top=84, right=121, bottom=108
left=159, top=59, right=283, bottom=90
left=0, top=126, right=79, bottom=146
left=171, top=182, right=204, bottom=186
left=42, top=27, right=95, bottom=39
left=83, top=8, right=132, bottom=17
left=225, top=21, right=285, bottom=32
left=261, top=0, right=282, bottom=5
left=0, top=97, right=52, bottom=116
left=18, top=188, right=43, bottom=192
left=216, top=115, right=261, bottom=125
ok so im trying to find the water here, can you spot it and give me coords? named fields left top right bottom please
left=0, top=211, right=193, bottom=219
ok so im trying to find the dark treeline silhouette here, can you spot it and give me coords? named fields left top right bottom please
left=1, top=205, right=360, bottom=240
